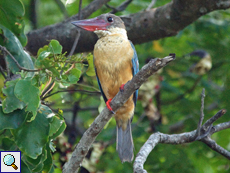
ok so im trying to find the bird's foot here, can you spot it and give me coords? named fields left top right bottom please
left=119, top=84, right=125, bottom=92
left=106, top=99, right=115, bottom=114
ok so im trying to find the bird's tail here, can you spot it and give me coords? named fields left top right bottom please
left=116, top=119, right=134, bottom=163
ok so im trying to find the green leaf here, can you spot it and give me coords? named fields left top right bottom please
left=11, top=105, right=53, bottom=159
left=37, top=45, right=49, bottom=56
left=14, top=78, right=40, bottom=117
left=49, top=116, right=66, bottom=138
left=49, top=67, right=61, bottom=78
left=50, top=119, right=66, bottom=140
left=21, top=160, right=32, bottom=173
left=75, top=63, right=82, bottom=71
left=35, top=51, right=51, bottom=67
left=2, top=79, right=26, bottom=113
left=68, top=68, right=81, bottom=84
left=0, top=25, right=34, bottom=76
left=0, top=106, right=27, bottom=130
left=1, top=138, right=15, bottom=151
left=0, top=0, right=27, bottom=46
left=86, top=54, right=96, bottom=76
left=48, top=40, right=62, bottom=54
left=60, top=79, right=71, bottom=87
left=24, top=149, right=47, bottom=172
left=43, top=145, right=53, bottom=173
left=49, top=166, right=55, bottom=173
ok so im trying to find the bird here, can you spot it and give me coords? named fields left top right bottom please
left=188, top=50, right=212, bottom=75
left=72, top=13, right=139, bottom=162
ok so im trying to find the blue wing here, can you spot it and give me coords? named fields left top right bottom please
left=95, top=67, right=108, bottom=103
left=129, top=41, right=139, bottom=106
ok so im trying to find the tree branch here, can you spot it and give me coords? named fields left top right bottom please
left=54, top=0, right=69, bottom=18
left=0, top=46, right=38, bottom=72
left=26, top=0, right=111, bottom=55
left=133, top=108, right=228, bottom=173
left=42, top=89, right=100, bottom=100
left=62, top=55, right=175, bottom=173
left=106, top=0, right=133, bottom=14
left=146, top=0, right=157, bottom=10
left=26, top=0, right=230, bottom=55
left=197, top=88, right=205, bottom=137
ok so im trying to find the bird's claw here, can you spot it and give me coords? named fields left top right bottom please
left=106, top=99, right=115, bottom=114
left=119, top=84, right=125, bottom=92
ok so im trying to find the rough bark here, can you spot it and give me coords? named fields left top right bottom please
left=25, top=0, right=230, bottom=55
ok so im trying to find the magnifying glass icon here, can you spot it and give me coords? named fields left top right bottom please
left=3, top=154, right=18, bottom=170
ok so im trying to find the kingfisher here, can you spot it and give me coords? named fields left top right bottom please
left=72, top=13, right=139, bottom=162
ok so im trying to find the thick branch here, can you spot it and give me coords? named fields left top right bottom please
left=26, top=0, right=111, bottom=55
left=62, top=55, right=175, bottom=173
left=26, top=0, right=230, bottom=55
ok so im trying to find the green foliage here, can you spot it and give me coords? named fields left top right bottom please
left=11, top=105, right=52, bottom=159
left=0, top=37, right=86, bottom=171
left=34, top=39, right=84, bottom=87
left=14, top=79, right=40, bottom=117
left=0, top=24, right=34, bottom=76
left=0, top=107, right=27, bottom=130
left=86, top=53, right=96, bottom=76
left=2, top=79, right=26, bottom=113
left=0, top=0, right=27, bottom=46
left=0, top=1, right=84, bottom=170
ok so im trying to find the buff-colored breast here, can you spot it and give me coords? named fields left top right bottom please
left=94, top=33, right=135, bottom=128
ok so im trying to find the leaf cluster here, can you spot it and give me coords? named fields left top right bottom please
left=0, top=1, right=94, bottom=172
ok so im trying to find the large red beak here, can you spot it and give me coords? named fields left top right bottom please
left=71, top=17, right=110, bottom=32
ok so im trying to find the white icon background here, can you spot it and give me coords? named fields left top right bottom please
left=1, top=151, right=21, bottom=173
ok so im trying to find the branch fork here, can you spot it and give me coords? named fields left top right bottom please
left=133, top=89, right=229, bottom=173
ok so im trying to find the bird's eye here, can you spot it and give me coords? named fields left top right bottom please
left=107, top=17, right=113, bottom=22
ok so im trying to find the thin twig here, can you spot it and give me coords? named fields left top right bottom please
left=0, top=46, right=39, bottom=72
left=41, top=76, right=52, bottom=95
left=43, top=81, right=56, bottom=98
left=75, top=83, right=100, bottom=92
left=68, top=30, right=81, bottom=57
left=197, top=88, right=205, bottom=137
left=42, top=0, right=83, bottom=98
left=134, top=107, right=228, bottom=173
left=202, top=137, right=230, bottom=159
left=106, top=0, right=133, bottom=14
left=42, top=89, right=100, bottom=99
left=67, top=0, right=82, bottom=57
left=54, top=0, right=69, bottom=18
left=212, top=121, right=230, bottom=133
left=134, top=118, right=230, bottom=173
left=0, top=65, right=6, bottom=79
left=78, top=0, right=82, bottom=20
left=203, top=109, right=227, bottom=130
left=146, top=0, right=157, bottom=10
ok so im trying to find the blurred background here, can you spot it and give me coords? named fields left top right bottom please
left=3, top=0, right=230, bottom=172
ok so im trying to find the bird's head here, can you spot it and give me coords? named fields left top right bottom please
left=72, top=13, right=126, bottom=38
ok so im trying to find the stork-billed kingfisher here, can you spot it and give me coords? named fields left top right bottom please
left=72, top=13, right=139, bottom=162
